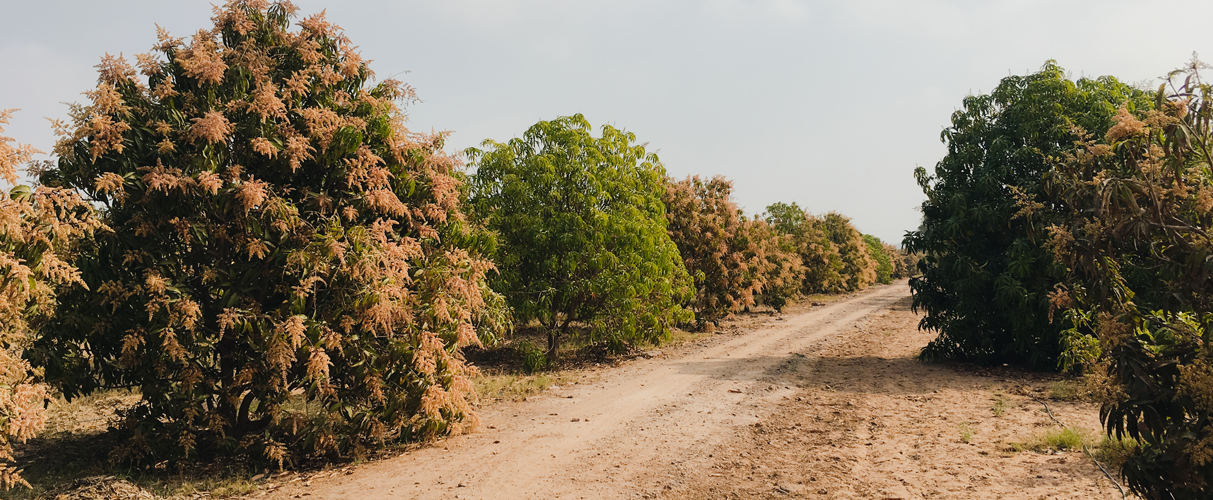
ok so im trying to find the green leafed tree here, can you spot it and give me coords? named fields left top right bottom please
left=467, top=114, right=693, bottom=355
left=31, top=1, right=501, bottom=466
left=863, top=234, right=893, bottom=284
left=903, top=61, right=1151, bottom=369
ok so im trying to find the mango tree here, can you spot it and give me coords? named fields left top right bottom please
left=467, top=114, right=693, bottom=355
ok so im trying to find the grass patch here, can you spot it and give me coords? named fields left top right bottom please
left=640, top=326, right=711, bottom=350
left=1048, top=380, right=1087, bottom=401
left=991, top=391, right=1008, bottom=417
left=41, top=388, right=139, bottom=437
left=473, top=371, right=578, bottom=402
left=958, top=422, right=974, bottom=443
left=1011, top=427, right=1095, bottom=453
left=139, top=474, right=258, bottom=498
left=1094, top=434, right=1139, bottom=470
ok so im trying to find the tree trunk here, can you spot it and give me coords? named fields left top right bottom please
left=547, top=315, right=575, bottom=359
left=547, top=328, right=559, bottom=358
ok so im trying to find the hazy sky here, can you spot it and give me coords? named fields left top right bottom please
left=3, top=0, right=1212, bottom=243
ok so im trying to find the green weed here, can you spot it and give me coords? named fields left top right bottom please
left=1011, top=427, right=1094, bottom=452
left=991, top=391, right=1008, bottom=417
left=959, top=422, right=974, bottom=443
left=517, top=340, right=548, bottom=374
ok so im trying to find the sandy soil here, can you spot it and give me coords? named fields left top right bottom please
left=264, top=281, right=1122, bottom=500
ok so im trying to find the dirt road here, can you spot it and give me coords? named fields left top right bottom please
left=268, top=282, right=1120, bottom=499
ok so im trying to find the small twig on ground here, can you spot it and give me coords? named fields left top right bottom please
left=1031, top=394, right=1127, bottom=500
left=1036, top=396, right=1065, bottom=428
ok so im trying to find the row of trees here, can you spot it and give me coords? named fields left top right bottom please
left=466, top=115, right=910, bottom=350
left=663, top=185, right=909, bottom=329
left=908, top=60, right=1213, bottom=498
left=0, top=0, right=908, bottom=483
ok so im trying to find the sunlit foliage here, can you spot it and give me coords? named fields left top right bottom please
left=764, top=203, right=874, bottom=293
left=467, top=114, right=693, bottom=355
left=0, top=111, right=104, bottom=488
left=31, top=1, right=498, bottom=466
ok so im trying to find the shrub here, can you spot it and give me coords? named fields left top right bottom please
left=764, top=203, right=874, bottom=293
left=467, top=114, right=693, bottom=356
left=663, top=175, right=765, bottom=326
left=516, top=340, right=547, bottom=375
left=863, top=235, right=893, bottom=284
left=736, top=216, right=803, bottom=312
left=1044, top=61, right=1213, bottom=499
left=31, top=1, right=498, bottom=466
left=0, top=110, right=104, bottom=488
left=903, top=61, right=1150, bottom=369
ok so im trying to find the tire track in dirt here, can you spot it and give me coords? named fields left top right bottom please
left=268, top=284, right=908, bottom=499
left=666, top=290, right=1117, bottom=500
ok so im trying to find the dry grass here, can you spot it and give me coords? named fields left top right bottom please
left=641, top=326, right=711, bottom=350
left=1048, top=380, right=1088, bottom=401
left=1, top=389, right=263, bottom=499
left=41, top=389, right=140, bottom=437
left=473, top=372, right=579, bottom=402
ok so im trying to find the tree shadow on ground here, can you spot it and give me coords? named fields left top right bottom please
left=669, top=351, right=1075, bottom=397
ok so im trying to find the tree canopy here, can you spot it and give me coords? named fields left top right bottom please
left=904, top=61, right=1151, bottom=369
left=467, top=114, right=692, bottom=354
left=1042, top=62, right=1213, bottom=498
left=32, top=1, right=498, bottom=466
left=664, top=175, right=776, bottom=326
left=764, top=203, right=875, bottom=294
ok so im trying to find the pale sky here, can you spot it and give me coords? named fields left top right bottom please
left=3, top=0, right=1211, bottom=244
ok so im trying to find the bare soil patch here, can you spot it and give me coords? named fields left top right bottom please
left=663, top=291, right=1119, bottom=499
left=263, top=282, right=1121, bottom=500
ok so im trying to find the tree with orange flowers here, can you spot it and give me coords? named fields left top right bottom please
left=32, top=1, right=500, bottom=466
left=0, top=110, right=104, bottom=487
